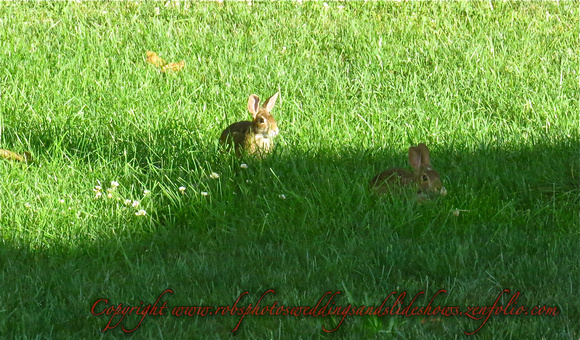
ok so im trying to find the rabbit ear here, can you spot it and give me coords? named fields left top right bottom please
left=408, top=146, right=423, bottom=173
left=248, top=94, right=260, bottom=117
left=261, top=92, right=279, bottom=112
left=416, top=143, right=432, bottom=167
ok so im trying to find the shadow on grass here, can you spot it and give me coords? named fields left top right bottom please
left=0, top=139, right=578, bottom=338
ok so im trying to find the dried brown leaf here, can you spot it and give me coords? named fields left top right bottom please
left=146, top=51, right=166, bottom=68
left=0, top=149, right=32, bottom=163
left=161, top=60, right=185, bottom=73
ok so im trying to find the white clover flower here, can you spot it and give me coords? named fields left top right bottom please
left=278, top=194, right=286, bottom=200
left=143, top=189, right=151, bottom=196
left=135, top=209, right=147, bottom=216
left=94, top=185, right=102, bottom=192
left=240, top=163, right=248, bottom=169
left=111, top=181, right=119, bottom=188
left=107, top=193, right=113, bottom=199
left=132, top=201, right=140, bottom=208
left=179, top=186, right=186, bottom=193
left=200, top=191, right=209, bottom=196
left=323, top=2, right=329, bottom=9
left=155, top=7, right=160, bottom=15
left=59, top=199, right=65, bottom=204
left=210, top=172, right=220, bottom=179
left=124, top=199, right=132, bottom=206
left=95, top=192, right=102, bottom=199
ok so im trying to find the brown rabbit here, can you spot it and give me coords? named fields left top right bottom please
left=220, top=92, right=279, bottom=157
left=370, top=143, right=446, bottom=197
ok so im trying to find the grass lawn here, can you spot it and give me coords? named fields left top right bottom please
left=0, top=1, right=578, bottom=338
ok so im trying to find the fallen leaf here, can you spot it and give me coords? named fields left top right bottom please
left=0, top=149, right=32, bottom=163
left=161, top=60, right=185, bottom=73
left=146, top=51, right=166, bottom=68
left=146, top=51, right=185, bottom=73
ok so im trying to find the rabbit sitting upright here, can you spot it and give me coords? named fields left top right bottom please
left=220, top=92, right=279, bottom=157
left=370, top=143, right=447, bottom=198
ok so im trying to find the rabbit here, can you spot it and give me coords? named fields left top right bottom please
left=219, top=92, right=280, bottom=157
left=370, top=143, right=447, bottom=198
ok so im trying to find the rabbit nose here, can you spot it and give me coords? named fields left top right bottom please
left=271, top=126, right=279, bottom=137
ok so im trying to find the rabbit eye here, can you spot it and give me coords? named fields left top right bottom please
left=422, top=175, right=428, bottom=182
left=259, top=118, right=266, bottom=124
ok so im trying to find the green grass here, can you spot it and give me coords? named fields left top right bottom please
left=0, top=1, right=578, bottom=338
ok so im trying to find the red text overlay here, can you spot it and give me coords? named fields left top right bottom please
left=90, top=288, right=559, bottom=335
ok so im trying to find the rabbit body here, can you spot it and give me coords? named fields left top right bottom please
left=220, top=92, right=279, bottom=157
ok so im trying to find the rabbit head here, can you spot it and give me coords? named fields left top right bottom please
left=248, top=92, right=279, bottom=139
left=407, top=143, right=445, bottom=195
